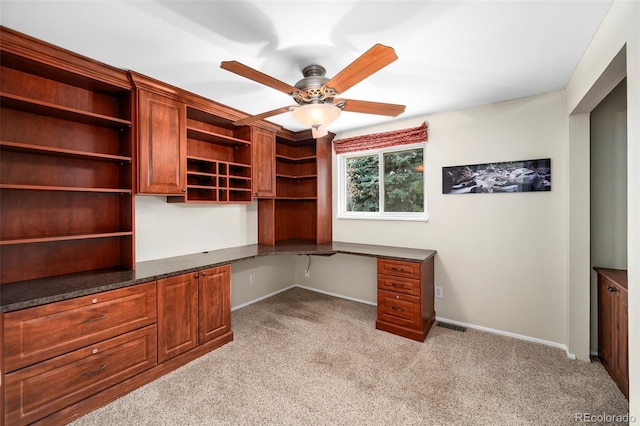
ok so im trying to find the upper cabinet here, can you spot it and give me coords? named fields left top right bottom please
left=0, top=27, right=135, bottom=284
left=130, top=72, right=280, bottom=204
left=251, top=127, right=276, bottom=198
left=136, top=86, right=186, bottom=195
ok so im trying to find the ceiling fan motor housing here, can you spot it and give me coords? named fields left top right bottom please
left=293, top=65, right=336, bottom=105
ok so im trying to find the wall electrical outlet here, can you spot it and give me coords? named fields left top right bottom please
left=249, top=273, right=256, bottom=284
left=435, top=286, right=443, bottom=298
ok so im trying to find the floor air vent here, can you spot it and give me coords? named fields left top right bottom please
left=436, top=321, right=467, bottom=332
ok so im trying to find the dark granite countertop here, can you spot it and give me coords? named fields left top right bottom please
left=1, top=241, right=436, bottom=313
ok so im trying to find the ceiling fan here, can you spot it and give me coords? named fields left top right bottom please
left=220, top=44, right=406, bottom=138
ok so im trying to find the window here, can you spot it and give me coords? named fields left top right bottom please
left=339, top=143, right=427, bottom=221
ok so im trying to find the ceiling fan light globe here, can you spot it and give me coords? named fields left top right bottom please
left=291, top=103, right=341, bottom=128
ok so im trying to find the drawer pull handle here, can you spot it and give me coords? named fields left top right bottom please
left=81, top=363, right=107, bottom=376
left=391, top=267, right=405, bottom=272
left=391, top=306, right=404, bottom=312
left=391, top=283, right=405, bottom=288
left=81, top=314, right=107, bottom=325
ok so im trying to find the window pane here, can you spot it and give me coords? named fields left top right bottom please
left=346, top=155, right=379, bottom=212
left=383, top=149, right=424, bottom=212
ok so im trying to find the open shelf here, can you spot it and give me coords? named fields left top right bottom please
left=1, top=27, right=135, bottom=284
left=1, top=92, right=131, bottom=129
left=1, top=231, right=134, bottom=246
left=0, top=141, right=132, bottom=163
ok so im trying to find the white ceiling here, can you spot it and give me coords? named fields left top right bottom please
left=1, top=0, right=613, bottom=134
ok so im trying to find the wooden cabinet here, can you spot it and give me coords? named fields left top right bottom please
left=0, top=26, right=135, bottom=284
left=198, top=265, right=232, bottom=344
left=595, top=267, right=628, bottom=398
left=177, top=106, right=253, bottom=203
left=252, top=127, right=277, bottom=198
left=258, top=129, right=333, bottom=244
left=3, top=282, right=157, bottom=425
left=131, top=72, right=259, bottom=203
left=4, top=282, right=157, bottom=372
left=157, top=272, right=199, bottom=363
left=157, top=264, right=232, bottom=363
left=136, top=87, right=186, bottom=195
left=376, top=257, right=435, bottom=341
left=5, top=325, right=156, bottom=426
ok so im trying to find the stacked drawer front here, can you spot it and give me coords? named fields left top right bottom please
left=377, top=259, right=422, bottom=330
left=3, top=282, right=157, bottom=425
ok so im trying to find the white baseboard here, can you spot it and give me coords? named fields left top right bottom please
left=294, top=284, right=377, bottom=306
left=435, top=316, right=577, bottom=360
left=231, top=285, right=578, bottom=360
left=231, top=285, right=296, bottom=311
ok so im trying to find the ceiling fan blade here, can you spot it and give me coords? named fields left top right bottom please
left=233, top=106, right=293, bottom=126
left=221, top=61, right=299, bottom=95
left=338, top=99, right=406, bottom=116
left=325, top=44, right=398, bottom=94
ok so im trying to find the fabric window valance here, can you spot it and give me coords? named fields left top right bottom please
left=333, top=122, right=428, bottom=154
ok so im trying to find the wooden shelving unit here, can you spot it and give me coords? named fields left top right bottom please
left=0, top=27, right=135, bottom=284
left=168, top=106, right=252, bottom=203
left=257, top=129, right=333, bottom=245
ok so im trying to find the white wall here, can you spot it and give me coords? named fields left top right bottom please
left=300, top=90, right=569, bottom=348
left=566, top=0, right=639, bottom=415
left=135, top=196, right=257, bottom=262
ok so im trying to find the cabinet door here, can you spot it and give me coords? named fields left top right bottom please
left=157, top=273, right=198, bottom=363
left=252, top=128, right=276, bottom=198
left=614, top=288, right=629, bottom=397
left=198, top=265, right=231, bottom=344
left=137, top=90, right=186, bottom=194
left=598, top=277, right=614, bottom=369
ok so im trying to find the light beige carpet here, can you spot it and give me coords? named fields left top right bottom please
left=70, top=287, right=628, bottom=425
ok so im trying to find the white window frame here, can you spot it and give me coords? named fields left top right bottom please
left=337, top=142, right=428, bottom=222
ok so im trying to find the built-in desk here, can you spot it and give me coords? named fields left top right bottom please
left=1, top=242, right=436, bottom=313
left=1, top=242, right=436, bottom=425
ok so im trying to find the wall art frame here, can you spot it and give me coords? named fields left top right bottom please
left=442, top=158, right=551, bottom=194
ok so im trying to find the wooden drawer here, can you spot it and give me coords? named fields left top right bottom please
left=4, top=281, right=157, bottom=372
left=4, top=324, right=157, bottom=426
left=377, top=258, right=421, bottom=279
left=378, top=274, right=420, bottom=296
left=377, top=289, right=421, bottom=329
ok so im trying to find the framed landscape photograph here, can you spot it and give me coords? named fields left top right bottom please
left=442, top=158, right=551, bottom=194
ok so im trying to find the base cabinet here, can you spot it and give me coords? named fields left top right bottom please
left=3, top=266, right=233, bottom=425
left=4, top=325, right=157, bottom=426
left=157, top=264, right=232, bottom=363
left=375, top=257, right=435, bottom=341
left=157, top=272, right=199, bottom=363
left=595, top=267, right=628, bottom=399
left=199, top=265, right=232, bottom=344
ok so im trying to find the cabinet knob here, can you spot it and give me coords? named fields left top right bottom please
left=194, top=273, right=199, bottom=278
left=202, top=271, right=206, bottom=276
left=182, top=188, right=187, bottom=192
left=607, top=285, right=617, bottom=293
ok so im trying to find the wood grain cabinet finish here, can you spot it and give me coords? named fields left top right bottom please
left=157, top=264, right=233, bottom=362
left=595, top=267, right=628, bottom=398
left=376, top=257, right=435, bottom=341
left=0, top=26, right=135, bottom=284
left=198, top=265, right=232, bottom=344
left=257, top=130, right=333, bottom=245
left=3, top=282, right=157, bottom=372
left=252, top=127, right=276, bottom=198
left=136, top=88, right=186, bottom=195
left=157, top=272, right=199, bottom=363
left=4, top=325, right=157, bottom=426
